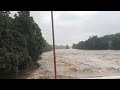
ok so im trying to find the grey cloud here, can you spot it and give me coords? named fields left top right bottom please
left=52, top=11, right=120, bottom=45
left=11, top=11, right=120, bottom=46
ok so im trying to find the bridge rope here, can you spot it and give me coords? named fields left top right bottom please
left=51, top=11, right=57, bottom=79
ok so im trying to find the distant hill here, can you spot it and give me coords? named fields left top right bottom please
left=55, top=45, right=65, bottom=49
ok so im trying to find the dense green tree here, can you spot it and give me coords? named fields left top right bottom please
left=42, top=40, right=52, bottom=52
left=13, top=11, right=45, bottom=63
left=0, top=11, right=13, bottom=29
left=65, top=45, right=70, bottom=49
left=72, top=43, right=77, bottom=49
left=112, top=37, right=120, bottom=50
left=0, top=11, right=52, bottom=78
left=0, top=29, right=32, bottom=78
left=74, top=33, right=120, bottom=50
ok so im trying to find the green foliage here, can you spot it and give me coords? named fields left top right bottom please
left=0, top=11, right=51, bottom=78
left=0, top=29, right=32, bottom=75
left=42, top=40, right=52, bottom=52
left=112, top=37, right=120, bottom=50
left=73, top=33, right=120, bottom=50
left=65, top=45, right=70, bottom=49
left=0, top=11, right=13, bottom=29
left=0, top=48, right=21, bottom=73
left=72, top=43, right=77, bottom=49
left=13, top=11, right=47, bottom=63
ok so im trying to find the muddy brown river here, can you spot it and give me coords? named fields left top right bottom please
left=26, top=49, right=120, bottom=79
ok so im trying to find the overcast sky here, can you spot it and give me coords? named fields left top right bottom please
left=11, top=11, right=120, bottom=46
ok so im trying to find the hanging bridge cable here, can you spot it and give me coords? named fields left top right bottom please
left=51, top=11, right=57, bottom=79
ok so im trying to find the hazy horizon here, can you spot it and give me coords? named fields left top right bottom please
left=11, top=11, right=120, bottom=46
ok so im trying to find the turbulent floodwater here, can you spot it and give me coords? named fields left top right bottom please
left=27, top=49, right=120, bottom=79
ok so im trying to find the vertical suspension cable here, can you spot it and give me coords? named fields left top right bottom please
left=51, top=11, right=57, bottom=79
